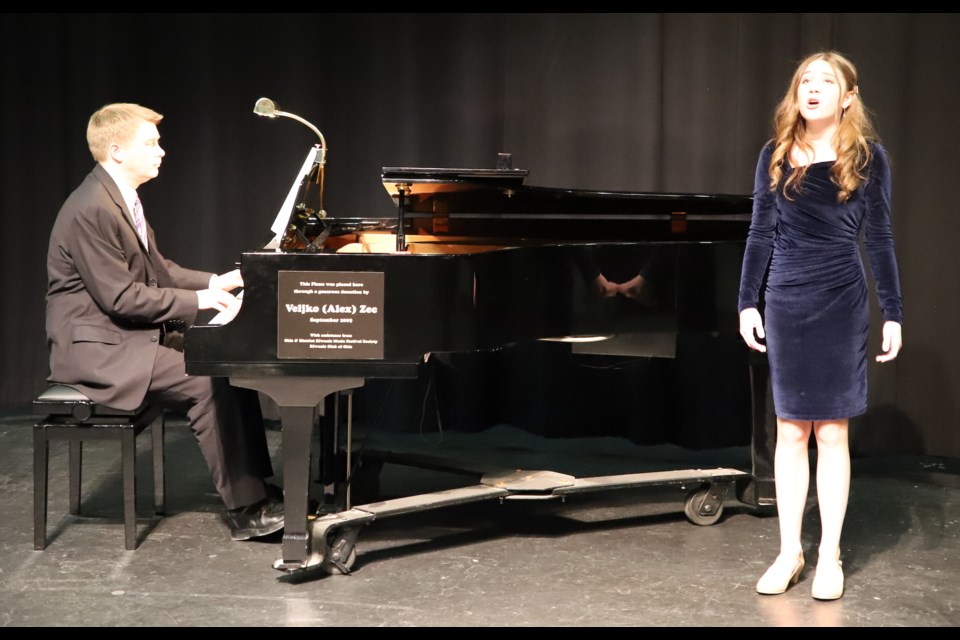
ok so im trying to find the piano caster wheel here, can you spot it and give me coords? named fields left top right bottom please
left=322, top=533, right=358, bottom=575
left=326, top=547, right=357, bottom=575
left=684, top=487, right=723, bottom=526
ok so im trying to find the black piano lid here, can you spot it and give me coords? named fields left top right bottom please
left=381, top=167, right=530, bottom=184
left=380, top=166, right=752, bottom=218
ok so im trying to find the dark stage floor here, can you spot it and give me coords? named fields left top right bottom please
left=1, top=407, right=957, bottom=627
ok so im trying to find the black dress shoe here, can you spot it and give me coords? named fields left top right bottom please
left=224, top=497, right=284, bottom=541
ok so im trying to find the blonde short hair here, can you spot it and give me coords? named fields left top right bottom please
left=86, top=103, right=163, bottom=163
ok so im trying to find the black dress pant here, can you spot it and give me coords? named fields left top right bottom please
left=146, top=344, right=273, bottom=510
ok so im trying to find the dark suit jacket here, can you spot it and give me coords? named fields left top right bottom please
left=46, top=164, right=214, bottom=410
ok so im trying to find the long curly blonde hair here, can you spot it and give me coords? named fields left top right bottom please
left=768, top=51, right=878, bottom=203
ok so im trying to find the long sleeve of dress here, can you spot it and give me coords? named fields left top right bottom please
left=738, top=144, right=777, bottom=313
left=862, top=144, right=904, bottom=324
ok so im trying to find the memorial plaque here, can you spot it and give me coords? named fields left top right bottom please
left=277, top=270, right=385, bottom=359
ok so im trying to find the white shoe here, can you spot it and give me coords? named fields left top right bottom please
left=756, top=552, right=805, bottom=595
left=811, top=557, right=844, bottom=600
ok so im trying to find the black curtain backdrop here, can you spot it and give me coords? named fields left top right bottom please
left=2, top=13, right=957, bottom=457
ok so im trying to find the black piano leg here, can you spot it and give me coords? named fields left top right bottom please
left=229, top=376, right=364, bottom=573
left=278, top=404, right=317, bottom=570
left=745, top=353, right=777, bottom=510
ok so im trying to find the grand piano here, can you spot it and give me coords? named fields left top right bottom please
left=185, top=157, right=776, bottom=576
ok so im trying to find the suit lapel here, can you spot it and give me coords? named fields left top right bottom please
left=90, top=165, right=159, bottom=282
left=91, top=164, right=148, bottom=252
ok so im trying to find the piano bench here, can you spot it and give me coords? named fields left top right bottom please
left=32, top=384, right=167, bottom=551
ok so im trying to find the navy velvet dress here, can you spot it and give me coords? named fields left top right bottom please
left=738, top=142, right=903, bottom=420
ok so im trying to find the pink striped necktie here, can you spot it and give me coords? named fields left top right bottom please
left=133, top=196, right=149, bottom=252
